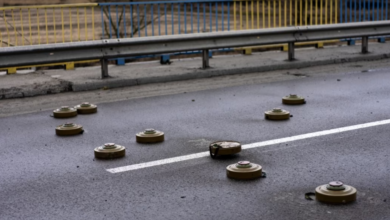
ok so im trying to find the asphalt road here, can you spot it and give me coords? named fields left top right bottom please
left=1, top=67, right=390, bottom=219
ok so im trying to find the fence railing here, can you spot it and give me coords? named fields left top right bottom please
left=340, top=0, right=389, bottom=23
left=99, top=0, right=339, bottom=39
left=1, top=1, right=390, bottom=47
left=0, top=3, right=98, bottom=47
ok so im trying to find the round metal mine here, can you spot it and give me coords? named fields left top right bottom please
left=74, top=102, right=98, bottom=114
left=53, top=106, right=77, bottom=118
left=55, top=123, right=84, bottom=136
left=282, top=94, right=306, bottom=105
left=94, top=143, right=126, bottom=159
left=315, top=181, right=357, bottom=204
left=209, top=141, right=241, bottom=158
left=136, top=129, right=164, bottom=143
left=265, top=108, right=290, bottom=120
left=226, top=161, right=265, bottom=180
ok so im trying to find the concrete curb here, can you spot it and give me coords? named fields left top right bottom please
left=71, top=52, right=390, bottom=92
left=1, top=79, right=70, bottom=99
left=71, top=78, right=138, bottom=92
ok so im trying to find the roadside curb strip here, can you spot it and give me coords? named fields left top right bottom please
left=0, top=78, right=70, bottom=99
left=71, top=78, right=138, bottom=92
left=71, top=53, right=390, bottom=92
left=2, top=52, right=390, bottom=99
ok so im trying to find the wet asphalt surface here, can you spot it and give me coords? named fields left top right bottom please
left=1, top=68, right=390, bottom=220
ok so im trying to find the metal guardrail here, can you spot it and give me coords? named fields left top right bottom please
left=1, top=21, right=389, bottom=78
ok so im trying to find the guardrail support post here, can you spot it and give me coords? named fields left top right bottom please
left=362, top=36, right=369, bottom=54
left=101, top=58, right=109, bottom=78
left=65, top=62, right=75, bottom=70
left=202, top=49, right=210, bottom=69
left=316, top=42, right=324, bottom=49
left=243, top=48, right=252, bottom=55
left=160, top=55, right=171, bottom=64
left=377, top=37, right=386, bottom=43
left=347, top=40, right=356, bottom=46
left=116, top=58, right=125, bottom=66
left=288, top=42, right=295, bottom=61
left=7, top=67, right=17, bottom=75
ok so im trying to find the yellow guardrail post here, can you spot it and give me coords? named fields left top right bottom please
left=4, top=11, right=10, bottom=46
left=77, top=7, right=80, bottom=41
left=295, top=0, right=298, bottom=26
left=246, top=0, right=249, bottom=29
left=251, top=0, right=254, bottom=29
left=315, top=0, right=318, bottom=25
left=273, top=0, right=276, bottom=27
left=320, top=0, right=323, bottom=25
left=37, top=8, right=40, bottom=45
left=290, top=0, right=292, bottom=26
left=299, top=0, right=302, bottom=26
left=316, top=42, right=324, bottom=48
left=325, top=0, right=328, bottom=24
left=28, top=8, right=32, bottom=45
left=45, top=8, right=49, bottom=44
left=240, top=1, right=243, bottom=30
left=268, top=0, right=271, bottom=28
left=0, top=19, right=2, bottom=47
left=61, top=8, right=64, bottom=43
left=92, top=6, right=95, bottom=41
left=84, top=7, right=87, bottom=41
left=262, top=0, right=265, bottom=28
left=257, top=0, right=259, bottom=29
left=12, top=9, right=17, bottom=46
left=69, top=7, right=72, bottom=42
left=53, top=8, right=56, bottom=43
left=305, top=0, right=308, bottom=26
left=335, top=0, right=337, bottom=24
left=19, top=8, right=24, bottom=46
left=278, top=0, right=281, bottom=27
left=0, top=60, right=100, bottom=74
left=7, top=68, right=17, bottom=74
left=329, top=0, right=332, bottom=24
left=242, top=0, right=251, bottom=54
left=66, top=62, right=75, bottom=70
left=284, top=0, right=286, bottom=27
left=310, top=0, right=312, bottom=25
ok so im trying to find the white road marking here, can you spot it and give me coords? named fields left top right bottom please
left=107, top=119, right=390, bottom=173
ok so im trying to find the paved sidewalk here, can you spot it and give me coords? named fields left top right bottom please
left=1, top=41, right=390, bottom=99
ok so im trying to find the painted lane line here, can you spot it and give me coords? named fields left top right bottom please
left=107, top=119, right=390, bottom=173
left=107, top=152, right=209, bottom=173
